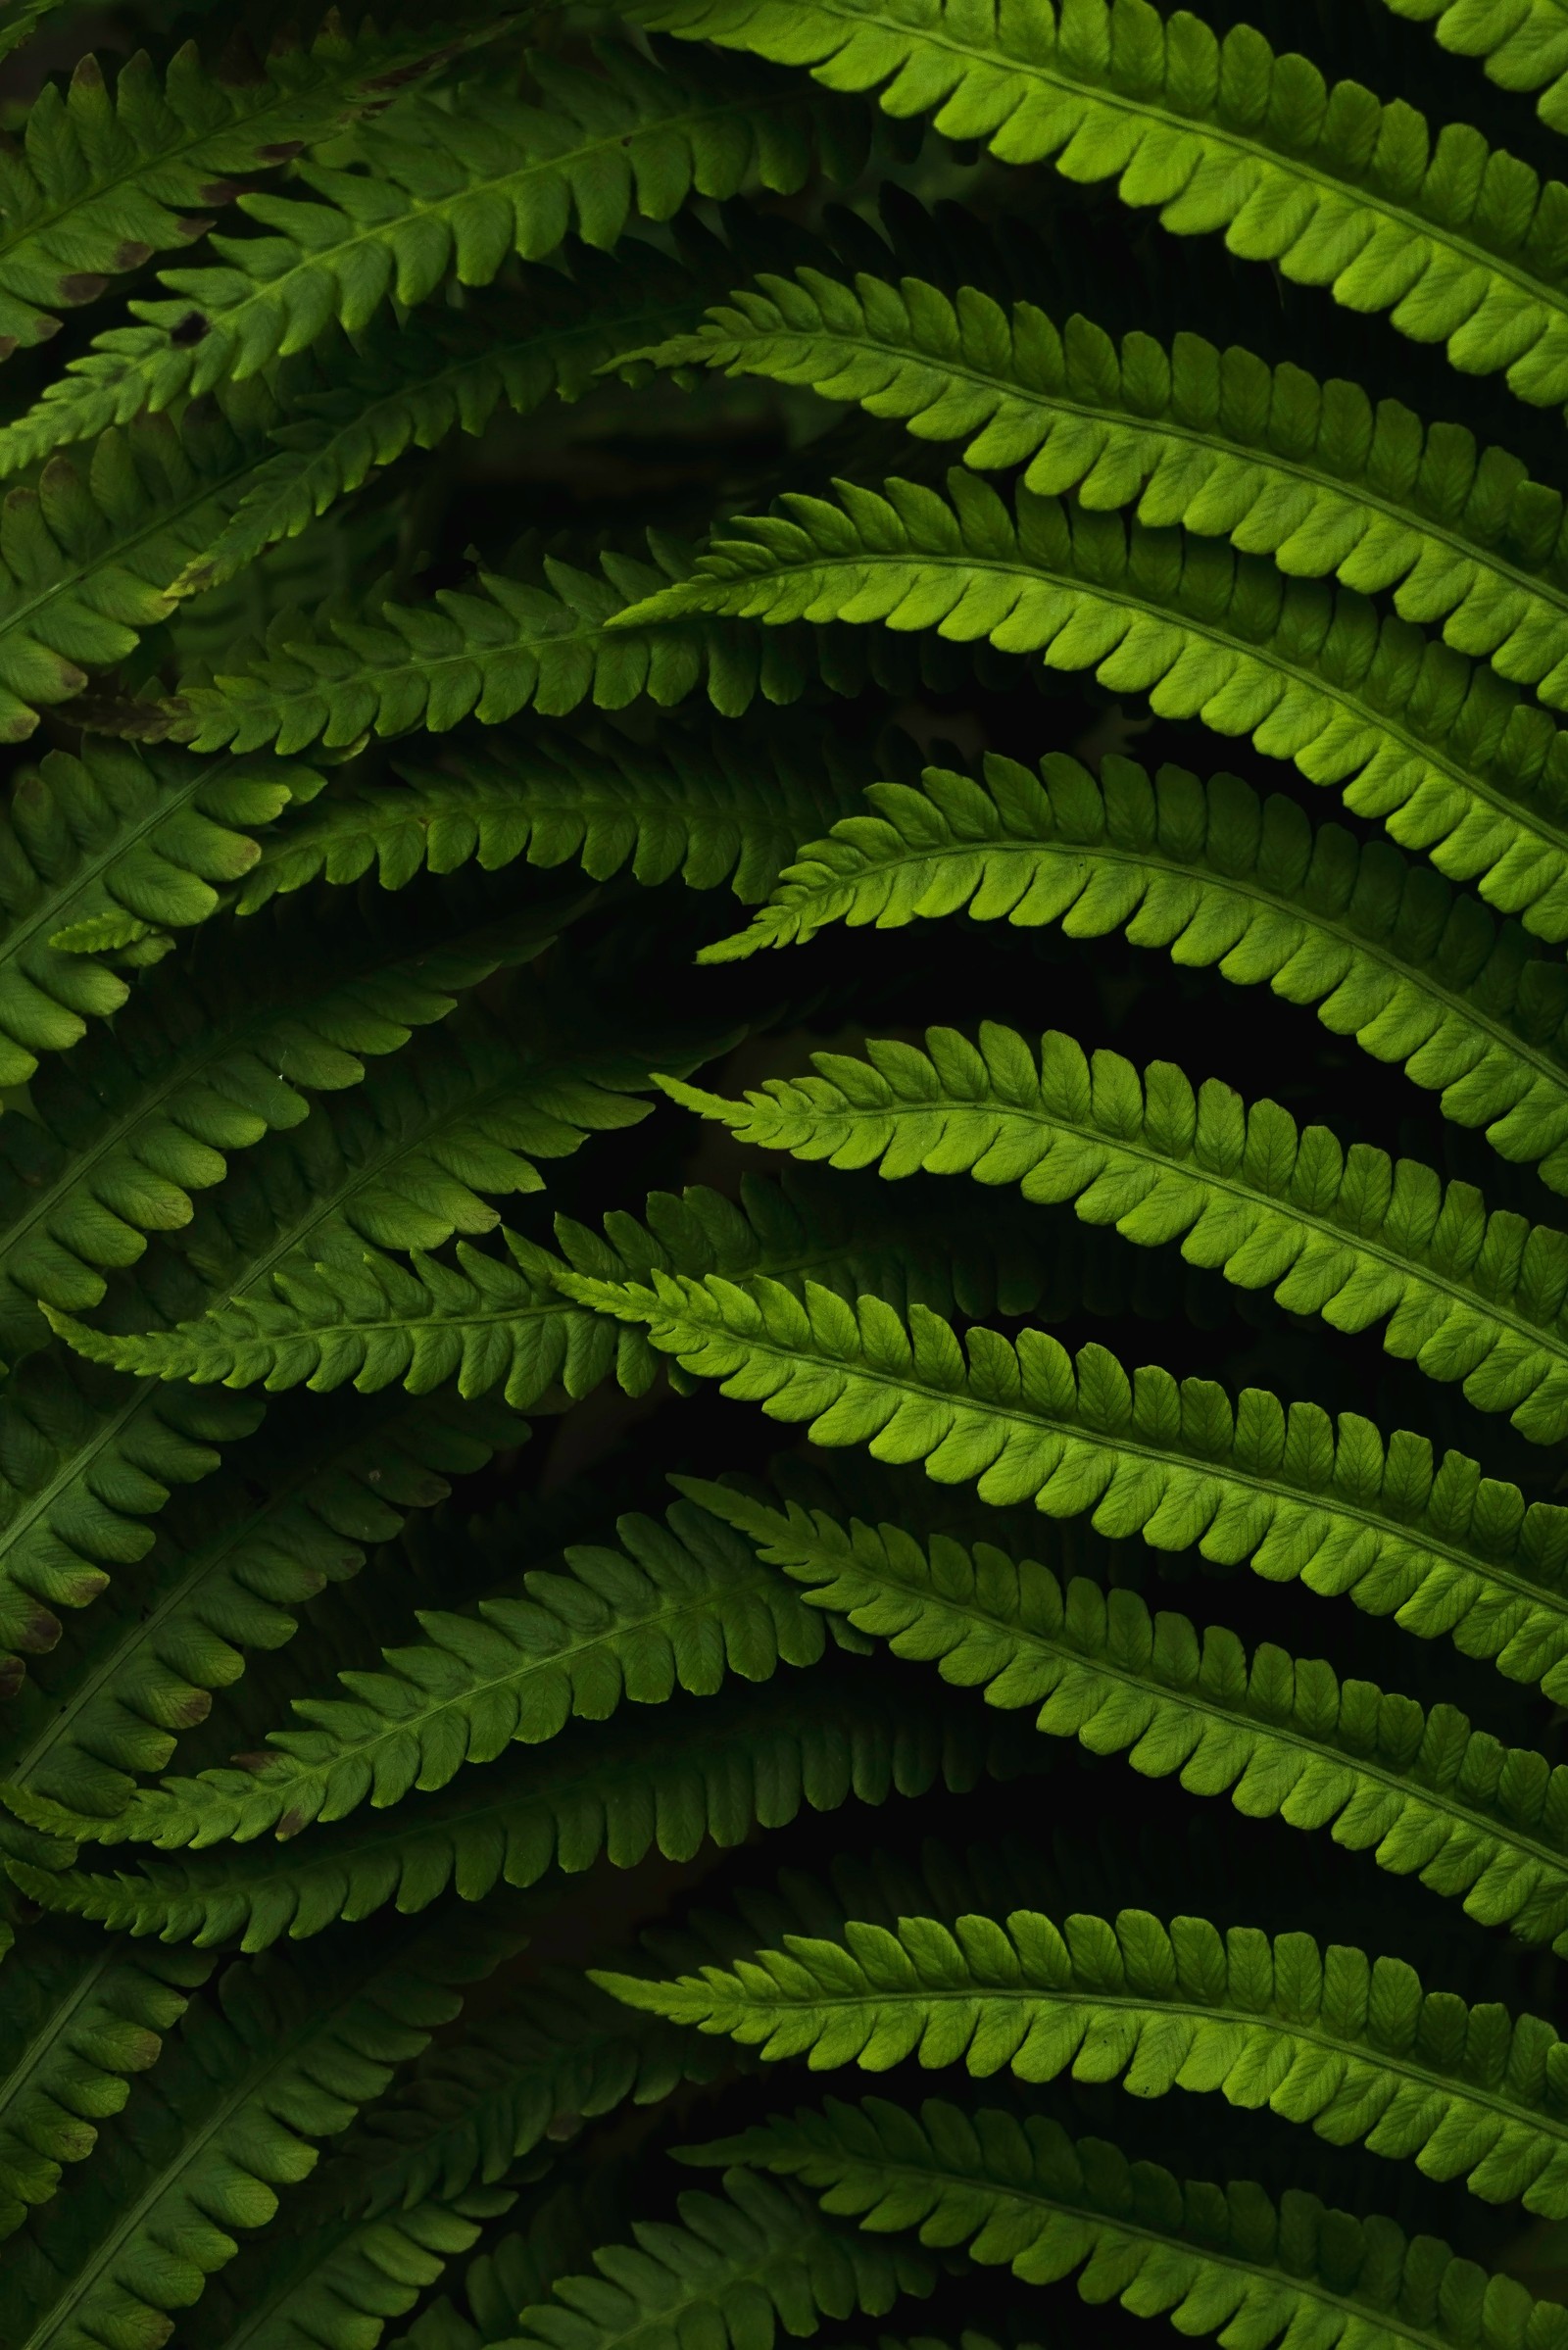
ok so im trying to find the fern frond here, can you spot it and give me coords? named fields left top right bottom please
left=0, top=885, right=569, bottom=1353
left=618, top=469, right=1568, bottom=946
left=674, top=1480, right=1568, bottom=1946
left=560, top=1268, right=1568, bottom=1698
left=387, top=2186, right=611, bottom=2350
left=160, top=538, right=946, bottom=757
left=6, top=1668, right=1019, bottom=1946
left=0, top=1352, right=257, bottom=1691
left=0, top=41, right=856, bottom=475
left=0, top=14, right=483, bottom=356
left=607, top=1897, right=1568, bottom=2212
left=0, top=391, right=278, bottom=741
left=697, top=2095, right=1568, bottom=2350
left=0, top=1389, right=524, bottom=1821
left=50, top=1164, right=1061, bottom=1401
left=5, top=1913, right=511, bottom=2350
left=1383, top=0, right=1568, bottom=130
left=623, top=0, right=1568, bottom=412
left=644, top=267, right=1568, bottom=713
left=167, top=1009, right=668, bottom=1302
left=183, top=243, right=733, bottom=598
left=503, top=2171, right=932, bottom=2350
left=239, top=723, right=872, bottom=908
left=0, top=738, right=309, bottom=1089
left=0, top=1926, right=211, bottom=2238
left=178, top=2192, right=510, bottom=2350
left=93, top=1496, right=836, bottom=1850
left=705, top=751, right=1568, bottom=1198
left=665, top=1020, right=1568, bottom=1444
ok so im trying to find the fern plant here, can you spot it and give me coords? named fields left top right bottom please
left=20, top=1, right=1568, bottom=2347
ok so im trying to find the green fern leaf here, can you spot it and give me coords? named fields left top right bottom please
left=240, top=722, right=872, bottom=907
left=90, top=1496, right=835, bottom=1850
left=617, top=469, right=1568, bottom=945
left=674, top=1480, right=1568, bottom=1946
left=48, top=1165, right=1059, bottom=1402
left=695, top=2095, right=1568, bottom=2350
left=178, top=2192, right=511, bottom=2350
left=643, top=267, right=1568, bottom=713
left=705, top=750, right=1568, bottom=1198
left=3, top=1912, right=514, bottom=2350
left=1382, top=0, right=1568, bottom=130
left=664, top=1020, right=1568, bottom=1443
left=559, top=1267, right=1568, bottom=1698
left=0, top=41, right=856, bottom=475
left=604, top=1897, right=1568, bottom=2212
left=159, top=537, right=949, bottom=757
left=0, top=886, right=570, bottom=1354
left=0, top=1925, right=212, bottom=2238
left=622, top=0, right=1568, bottom=412
left=0, top=1352, right=256, bottom=1694
left=0, top=1389, right=524, bottom=1822
left=4, top=1668, right=1020, bottom=1946
left=501, top=2171, right=933, bottom=2350
left=0, top=737, right=310, bottom=1089
left=0, top=15, right=486, bottom=356
left=0, top=392, right=279, bottom=741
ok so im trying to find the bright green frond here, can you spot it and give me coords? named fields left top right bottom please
left=0, top=1926, right=212, bottom=2238
left=502, top=2171, right=933, bottom=2350
left=622, top=0, right=1568, bottom=412
left=675, top=1480, right=1568, bottom=1946
left=644, top=267, right=1568, bottom=712
left=706, top=750, right=1568, bottom=1199
left=562, top=1268, right=1568, bottom=1697
left=94, top=1496, right=835, bottom=1850
left=0, top=1352, right=256, bottom=1693
left=4, top=1913, right=511, bottom=2350
left=0, top=14, right=484, bottom=357
left=0, top=1390, right=524, bottom=1822
left=617, top=470, right=1568, bottom=946
left=1382, top=0, right=1568, bottom=129
left=6, top=1669, right=1018, bottom=1947
left=607, top=1897, right=1568, bottom=2212
left=0, top=737, right=310, bottom=1089
left=698, top=2095, right=1568, bottom=2350
left=665, top=1019, right=1568, bottom=1443
left=0, top=887, right=568, bottom=1355
left=0, top=40, right=856, bottom=475
left=240, top=723, right=872, bottom=907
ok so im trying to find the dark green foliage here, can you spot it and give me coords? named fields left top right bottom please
left=10, top=6, right=1568, bottom=2350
